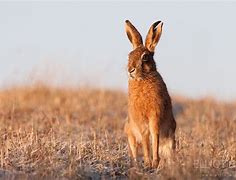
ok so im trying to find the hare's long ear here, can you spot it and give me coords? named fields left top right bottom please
left=145, top=21, right=163, bottom=52
left=125, top=20, right=143, bottom=49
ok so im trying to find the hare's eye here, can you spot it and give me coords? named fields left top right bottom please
left=141, top=53, right=149, bottom=62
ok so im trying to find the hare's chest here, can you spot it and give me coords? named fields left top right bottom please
left=128, top=86, right=161, bottom=117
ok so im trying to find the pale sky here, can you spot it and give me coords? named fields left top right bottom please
left=0, top=1, right=236, bottom=100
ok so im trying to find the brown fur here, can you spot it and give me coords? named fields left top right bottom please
left=124, top=20, right=176, bottom=168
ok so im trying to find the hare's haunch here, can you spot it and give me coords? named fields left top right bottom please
left=124, top=20, right=176, bottom=168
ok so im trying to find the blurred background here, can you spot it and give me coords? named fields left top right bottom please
left=0, top=1, right=236, bottom=100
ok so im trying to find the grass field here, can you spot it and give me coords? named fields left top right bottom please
left=0, top=85, right=235, bottom=179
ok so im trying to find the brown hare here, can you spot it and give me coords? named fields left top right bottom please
left=124, top=20, right=176, bottom=169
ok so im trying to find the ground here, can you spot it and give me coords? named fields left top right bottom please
left=0, top=85, right=235, bottom=179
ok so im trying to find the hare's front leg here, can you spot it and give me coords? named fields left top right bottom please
left=142, top=132, right=151, bottom=167
left=149, top=117, right=160, bottom=168
left=127, top=132, right=138, bottom=167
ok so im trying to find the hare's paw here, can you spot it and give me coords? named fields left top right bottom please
left=144, top=158, right=152, bottom=168
left=152, top=158, right=160, bottom=169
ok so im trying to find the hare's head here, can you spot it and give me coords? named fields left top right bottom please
left=125, top=20, right=163, bottom=80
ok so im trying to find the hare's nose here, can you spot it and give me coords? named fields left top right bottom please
left=129, top=68, right=135, bottom=73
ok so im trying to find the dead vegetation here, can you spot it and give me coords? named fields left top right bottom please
left=0, top=85, right=235, bottom=179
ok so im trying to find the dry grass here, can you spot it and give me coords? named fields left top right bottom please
left=0, top=85, right=235, bottom=179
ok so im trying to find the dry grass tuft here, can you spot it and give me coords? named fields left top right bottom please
left=0, top=85, right=235, bottom=179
